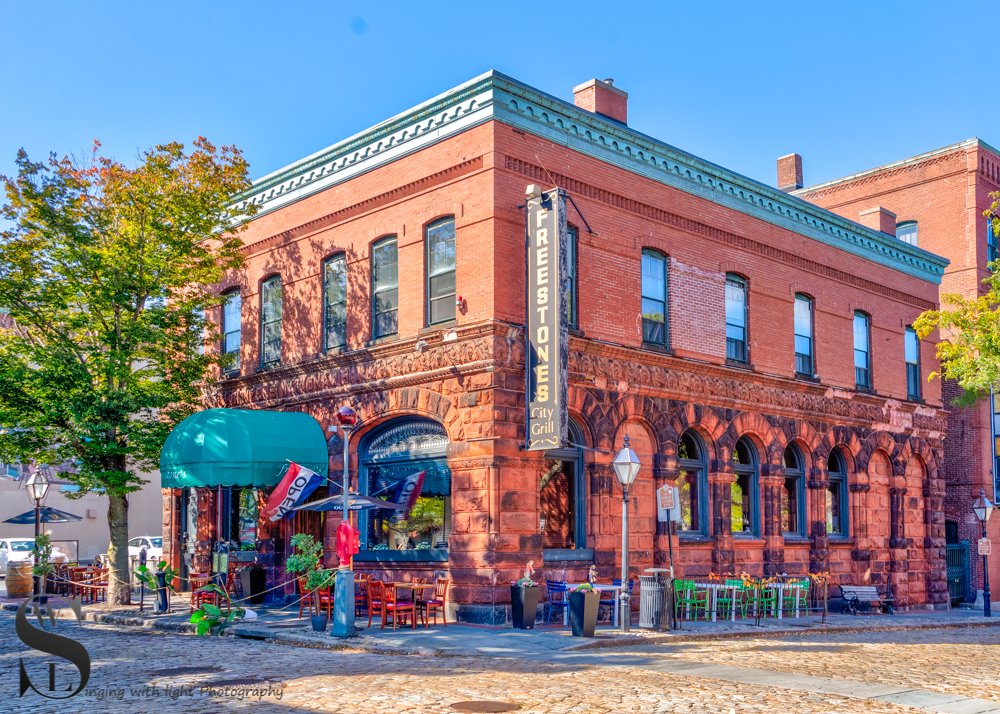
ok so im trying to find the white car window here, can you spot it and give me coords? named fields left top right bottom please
left=0, top=541, right=7, bottom=550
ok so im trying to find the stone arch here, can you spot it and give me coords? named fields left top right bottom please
left=897, top=436, right=939, bottom=481
left=857, top=430, right=902, bottom=476
left=779, top=419, right=823, bottom=461
left=723, top=411, right=781, bottom=466
left=568, top=387, right=616, bottom=449
left=817, top=425, right=863, bottom=472
left=348, top=386, right=458, bottom=445
left=662, top=402, right=726, bottom=466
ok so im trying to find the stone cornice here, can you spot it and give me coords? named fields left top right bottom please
left=240, top=70, right=947, bottom=284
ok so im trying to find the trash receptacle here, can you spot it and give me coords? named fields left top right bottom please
left=639, top=574, right=664, bottom=629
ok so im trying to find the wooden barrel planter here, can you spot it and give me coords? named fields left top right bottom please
left=6, top=562, right=34, bottom=598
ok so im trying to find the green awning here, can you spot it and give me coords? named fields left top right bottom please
left=159, top=408, right=328, bottom=488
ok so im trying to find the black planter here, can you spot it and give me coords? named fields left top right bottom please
left=569, top=589, right=600, bottom=637
left=510, top=585, right=540, bottom=629
left=154, top=572, right=169, bottom=612
left=240, top=567, right=267, bottom=605
left=311, top=613, right=329, bottom=632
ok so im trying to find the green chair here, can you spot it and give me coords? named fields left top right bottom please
left=673, top=579, right=708, bottom=621
left=782, top=578, right=810, bottom=616
left=750, top=582, right=777, bottom=618
left=715, top=579, right=748, bottom=619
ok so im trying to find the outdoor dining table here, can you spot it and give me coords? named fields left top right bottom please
left=392, top=582, right=435, bottom=626
left=691, top=580, right=806, bottom=622
left=563, top=583, right=621, bottom=628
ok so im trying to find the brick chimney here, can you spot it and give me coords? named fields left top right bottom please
left=573, top=78, right=627, bottom=124
left=777, top=153, right=803, bottom=192
left=858, top=206, right=897, bottom=237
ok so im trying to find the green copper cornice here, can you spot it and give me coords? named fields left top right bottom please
left=244, top=70, right=947, bottom=284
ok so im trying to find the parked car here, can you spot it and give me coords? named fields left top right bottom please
left=0, top=537, right=36, bottom=575
left=127, top=536, right=163, bottom=561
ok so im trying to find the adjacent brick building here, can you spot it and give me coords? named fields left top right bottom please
left=162, top=72, right=951, bottom=619
left=796, top=138, right=1000, bottom=602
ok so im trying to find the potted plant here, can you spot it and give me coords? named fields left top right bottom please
left=31, top=534, right=55, bottom=604
left=135, top=560, right=179, bottom=612
left=190, top=583, right=246, bottom=636
left=285, top=533, right=335, bottom=631
left=569, top=582, right=600, bottom=637
left=510, top=560, right=540, bottom=629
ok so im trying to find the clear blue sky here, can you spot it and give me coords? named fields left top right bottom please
left=0, top=2, right=991, bottom=190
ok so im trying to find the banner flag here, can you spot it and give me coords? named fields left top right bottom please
left=395, top=470, right=425, bottom=519
left=265, top=462, right=324, bottom=521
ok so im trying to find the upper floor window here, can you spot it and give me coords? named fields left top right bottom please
left=794, top=294, right=814, bottom=376
left=323, top=254, right=347, bottom=351
left=731, top=438, right=759, bottom=536
left=221, top=291, right=241, bottom=375
left=853, top=311, right=871, bottom=389
left=426, top=218, right=456, bottom=325
left=988, top=217, right=999, bottom=265
left=259, top=277, right=282, bottom=368
left=372, top=237, right=398, bottom=339
left=782, top=444, right=805, bottom=536
left=905, top=326, right=921, bottom=400
left=725, top=274, right=748, bottom=363
left=897, top=221, right=918, bottom=246
left=566, top=226, right=578, bottom=328
left=641, top=249, right=668, bottom=347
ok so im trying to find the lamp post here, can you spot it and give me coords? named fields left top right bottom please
left=612, top=435, right=641, bottom=632
left=25, top=468, right=50, bottom=596
left=332, top=406, right=359, bottom=637
left=973, top=488, right=994, bottom=618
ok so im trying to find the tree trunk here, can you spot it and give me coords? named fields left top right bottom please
left=107, top=492, right=131, bottom=605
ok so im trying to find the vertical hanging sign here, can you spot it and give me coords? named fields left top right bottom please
left=525, top=184, right=568, bottom=451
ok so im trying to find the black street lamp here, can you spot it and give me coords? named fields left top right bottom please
left=973, top=488, right=994, bottom=618
left=612, top=435, right=641, bottom=633
left=25, top=468, right=50, bottom=596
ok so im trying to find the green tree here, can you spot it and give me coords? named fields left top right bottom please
left=914, top=194, right=1000, bottom=404
left=0, top=138, right=255, bottom=605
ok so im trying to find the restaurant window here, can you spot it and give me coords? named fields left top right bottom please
left=359, top=418, right=451, bottom=557
left=221, top=290, right=241, bottom=375
left=677, top=431, right=708, bottom=535
left=726, top=274, right=748, bottom=363
left=641, top=249, right=668, bottom=347
left=896, top=221, right=918, bottom=246
left=372, top=236, right=398, bottom=339
left=541, top=420, right=587, bottom=553
left=794, top=294, right=814, bottom=376
left=731, top=437, right=759, bottom=536
left=259, top=276, right=282, bottom=369
left=905, top=326, right=921, bottom=400
left=426, top=218, right=456, bottom=325
left=854, top=311, right=871, bottom=389
left=782, top=444, right=806, bottom=536
left=826, top=449, right=849, bottom=536
left=988, top=217, right=999, bottom=265
left=566, top=225, right=579, bottom=328
left=323, top=254, right=347, bottom=351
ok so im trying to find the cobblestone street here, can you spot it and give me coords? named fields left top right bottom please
left=2, top=609, right=999, bottom=714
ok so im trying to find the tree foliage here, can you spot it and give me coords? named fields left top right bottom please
left=914, top=194, right=1000, bottom=405
left=0, top=138, right=255, bottom=603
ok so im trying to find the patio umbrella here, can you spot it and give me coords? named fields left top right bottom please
left=3, top=506, right=83, bottom=524
left=291, top=493, right=402, bottom=512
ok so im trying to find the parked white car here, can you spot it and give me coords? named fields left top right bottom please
left=127, top=536, right=163, bottom=561
left=0, top=537, right=36, bottom=574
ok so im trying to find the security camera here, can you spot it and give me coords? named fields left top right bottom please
left=415, top=339, right=429, bottom=354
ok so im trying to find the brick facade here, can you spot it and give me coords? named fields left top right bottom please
left=163, top=72, right=950, bottom=617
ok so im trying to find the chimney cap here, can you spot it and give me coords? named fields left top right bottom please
left=572, top=78, right=628, bottom=99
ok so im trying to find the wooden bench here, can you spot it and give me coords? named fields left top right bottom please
left=841, top=585, right=893, bottom=615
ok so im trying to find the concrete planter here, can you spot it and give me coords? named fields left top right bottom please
left=510, top=585, right=540, bottom=629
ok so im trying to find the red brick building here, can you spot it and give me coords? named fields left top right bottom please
left=795, top=139, right=1000, bottom=603
left=162, top=73, right=951, bottom=620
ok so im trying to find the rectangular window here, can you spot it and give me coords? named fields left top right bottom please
left=323, top=255, right=347, bottom=351
left=794, top=294, right=814, bottom=376
left=566, top=226, right=578, bottom=328
left=854, top=312, right=871, bottom=389
left=905, top=326, right=921, bottom=400
left=426, top=218, right=456, bottom=325
left=726, top=275, right=748, bottom=363
left=259, top=278, right=282, bottom=368
left=221, top=292, right=241, bottom=374
left=988, top=218, right=998, bottom=265
left=641, top=250, right=668, bottom=346
left=897, top=222, right=918, bottom=246
left=372, top=237, right=399, bottom=338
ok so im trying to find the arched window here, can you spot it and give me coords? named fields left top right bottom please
left=359, top=418, right=451, bottom=558
left=541, top=420, right=587, bottom=553
left=726, top=274, right=748, bottom=363
left=641, top=249, right=668, bottom=347
left=782, top=444, right=806, bottom=536
left=259, top=276, right=282, bottom=368
left=372, top=236, right=398, bottom=339
left=323, top=254, right=347, bottom=351
left=896, top=221, right=918, bottom=246
left=677, top=431, right=708, bottom=535
left=827, top=449, right=849, bottom=536
left=221, top=290, right=241, bottom=376
left=732, top=438, right=759, bottom=536
left=426, top=218, right=456, bottom=325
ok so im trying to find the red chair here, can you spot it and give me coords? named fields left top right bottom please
left=190, top=573, right=220, bottom=612
left=367, top=579, right=384, bottom=627
left=297, top=575, right=314, bottom=618
left=354, top=574, right=370, bottom=617
left=418, top=578, right=449, bottom=627
left=382, top=582, right=416, bottom=630
left=314, top=581, right=334, bottom=618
